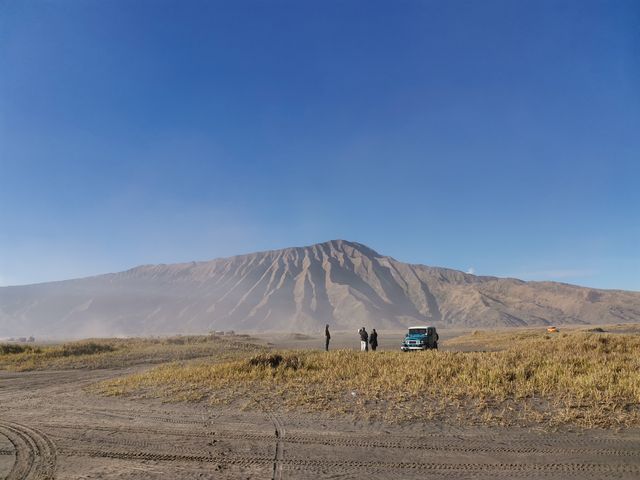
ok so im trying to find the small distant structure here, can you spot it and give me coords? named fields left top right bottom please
left=27, top=336, right=35, bottom=343
left=547, top=327, right=558, bottom=333
left=224, top=330, right=235, bottom=336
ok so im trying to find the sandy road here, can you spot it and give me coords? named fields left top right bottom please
left=1, top=368, right=639, bottom=479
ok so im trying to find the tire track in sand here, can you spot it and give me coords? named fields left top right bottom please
left=268, top=413, right=286, bottom=480
left=38, top=422, right=640, bottom=458
left=57, top=446, right=640, bottom=476
left=0, top=421, right=57, bottom=480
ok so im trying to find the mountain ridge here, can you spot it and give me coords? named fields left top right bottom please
left=1, top=240, right=639, bottom=338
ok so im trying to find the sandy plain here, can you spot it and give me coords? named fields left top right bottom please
left=1, top=329, right=639, bottom=480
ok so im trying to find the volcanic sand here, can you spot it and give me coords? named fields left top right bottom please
left=1, top=332, right=639, bottom=479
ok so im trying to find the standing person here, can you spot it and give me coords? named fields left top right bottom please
left=359, top=327, right=369, bottom=351
left=325, top=324, right=331, bottom=351
left=369, top=328, right=378, bottom=351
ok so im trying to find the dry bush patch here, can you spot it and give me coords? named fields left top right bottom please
left=601, top=324, right=640, bottom=334
left=0, top=335, right=264, bottom=371
left=95, top=331, right=640, bottom=428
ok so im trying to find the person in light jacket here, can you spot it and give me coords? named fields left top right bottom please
left=358, top=327, right=369, bottom=351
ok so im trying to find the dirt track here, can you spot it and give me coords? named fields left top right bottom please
left=1, top=368, right=639, bottom=479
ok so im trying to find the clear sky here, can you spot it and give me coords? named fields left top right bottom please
left=1, top=0, right=638, bottom=290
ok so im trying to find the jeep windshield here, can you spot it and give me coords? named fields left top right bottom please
left=408, top=328, right=427, bottom=335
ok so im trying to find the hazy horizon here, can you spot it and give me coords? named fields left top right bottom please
left=0, top=238, right=636, bottom=293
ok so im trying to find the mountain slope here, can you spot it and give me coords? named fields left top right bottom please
left=1, top=240, right=639, bottom=338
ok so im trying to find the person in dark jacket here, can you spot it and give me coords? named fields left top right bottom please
left=359, top=327, right=369, bottom=351
left=369, top=328, right=378, bottom=351
left=325, top=324, right=331, bottom=351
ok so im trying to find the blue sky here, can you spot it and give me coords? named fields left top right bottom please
left=1, top=0, right=638, bottom=290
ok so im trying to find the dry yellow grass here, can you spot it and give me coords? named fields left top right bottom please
left=0, top=335, right=264, bottom=371
left=443, top=329, right=546, bottom=351
left=95, top=331, right=640, bottom=428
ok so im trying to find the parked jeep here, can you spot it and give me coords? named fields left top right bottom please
left=401, top=326, right=438, bottom=351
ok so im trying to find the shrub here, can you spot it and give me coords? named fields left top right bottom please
left=51, top=342, right=115, bottom=357
left=248, top=353, right=303, bottom=370
left=0, top=344, right=33, bottom=355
